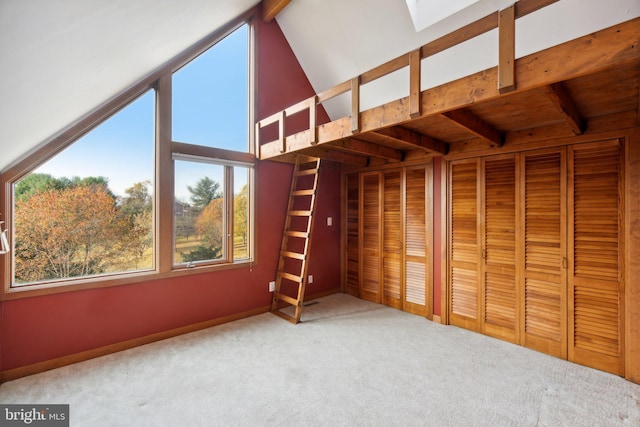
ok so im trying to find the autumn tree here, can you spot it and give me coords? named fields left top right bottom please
left=117, top=181, right=153, bottom=269
left=179, top=176, right=224, bottom=262
left=15, top=184, right=129, bottom=282
left=119, top=180, right=152, bottom=218
left=180, top=197, right=224, bottom=262
left=234, top=184, right=248, bottom=257
left=195, top=197, right=224, bottom=246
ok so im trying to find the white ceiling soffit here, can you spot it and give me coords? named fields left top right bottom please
left=276, top=0, right=640, bottom=120
left=0, top=0, right=259, bottom=172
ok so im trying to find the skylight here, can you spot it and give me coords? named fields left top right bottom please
left=405, top=0, right=481, bottom=32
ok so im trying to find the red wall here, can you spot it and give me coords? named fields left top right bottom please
left=0, top=16, right=341, bottom=372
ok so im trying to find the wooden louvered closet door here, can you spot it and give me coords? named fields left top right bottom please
left=520, top=148, right=567, bottom=358
left=360, top=172, right=382, bottom=303
left=449, top=160, right=481, bottom=331
left=382, top=170, right=402, bottom=309
left=404, top=167, right=429, bottom=316
left=482, top=156, right=519, bottom=343
left=344, top=164, right=432, bottom=317
left=345, top=173, right=360, bottom=297
left=568, top=140, right=624, bottom=375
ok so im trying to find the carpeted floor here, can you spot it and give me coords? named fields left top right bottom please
left=1, top=293, right=639, bottom=426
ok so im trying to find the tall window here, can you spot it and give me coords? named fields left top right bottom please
left=13, top=90, right=155, bottom=285
left=173, top=25, right=248, bottom=152
left=171, top=24, right=252, bottom=267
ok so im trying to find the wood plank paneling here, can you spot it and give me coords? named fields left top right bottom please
left=405, top=167, right=428, bottom=315
left=342, top=163, right=433, bottom=319
left=521, top=149, right=567, bottom=358
left=626, top=130, right=640, bottom=383
left=569, top=140, right=624, bottom=375
left=360, top=173, right=381, bottom=303
left=383, top=170, right=402, bottom=309
left=345, top=173, right=359, bottom=297
left=448, top=141, right=627, bottom=377
left=450, top=160, right=480, bottom=330
left=482, top=156, right=518, bottom=342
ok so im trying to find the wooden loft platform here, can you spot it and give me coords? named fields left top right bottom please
left=256, top=1, right=640, bottom=166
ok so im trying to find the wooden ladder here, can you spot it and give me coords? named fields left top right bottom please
left=271, top=155, right=321, bottom=324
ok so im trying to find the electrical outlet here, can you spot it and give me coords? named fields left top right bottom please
left=268, top=281, right=275, bottom=292
left=308, top=275, right=313, bottom=284
left=327, top=216, right=333, bottom=226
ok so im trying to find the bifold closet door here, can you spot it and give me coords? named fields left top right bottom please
left=569, top=140, right=624, bottom=375
left=360, top=172, right=381, bottom=303
left=520, top=149, right=567, bottom=359
left=482, top=156, right=519, bottom=343
left=382, top=170, right=402, bottom=309
left=404, top=167, right=429, bottom=316
left=345, top=173, right=360, bottom=297
left=449, top=159, right=481, bottom=331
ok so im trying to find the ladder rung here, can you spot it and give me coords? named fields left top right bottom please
left=296, top=155, right=320, bottom=164
left=284, top=231, right=309, bottom=238
left=288, top=210, right=312, bottom=216
left=294, top=168, right=319, bottom=177
left=278, top=271, right=303, bottom=283
left=281, top=250, right=305, bottom=260
left=272, top=310, right=299, bottom=324
left=291, top=189, right=315, bottom=196
left=275, top=292, right=300, bottom=307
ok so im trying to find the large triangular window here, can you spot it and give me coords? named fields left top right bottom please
left=4, top=16, right=254, bottom=292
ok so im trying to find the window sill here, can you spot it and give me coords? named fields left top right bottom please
left=0, top=259, right=255, bottom=301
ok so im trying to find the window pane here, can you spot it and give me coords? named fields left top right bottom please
left=174, top=160, right=225, bottom=264
left=234, top=167, right=250, bottom=260
left=172, top=25, right=248, bottom=152
left=13, top=90, right=155, bottom=285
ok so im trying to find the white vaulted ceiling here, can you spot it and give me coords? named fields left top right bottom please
left=0, top=0, right=260, bottom=171
left=274, top=0, right=640, bottom=120
left=0, top=0, right=638, bottom=171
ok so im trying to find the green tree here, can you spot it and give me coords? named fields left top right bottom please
left=15, top=173, right=113, bottom=202
left=15, top=173, right=58, bottom=202
left=188, top=177, right=221, bottom=211
left=181, top=244, right=221, bottom=263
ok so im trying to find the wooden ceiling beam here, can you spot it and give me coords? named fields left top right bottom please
left=372, top=126, right=448, bottom=155
left=442, top=109, right=504, bottom=147
left=543, top=83, right=586, bottom=135
left=303, top=147, right=370, bottom=167
left=262, top=0, right=292, bottom=22
left=331, top=138, right=404, bottom=161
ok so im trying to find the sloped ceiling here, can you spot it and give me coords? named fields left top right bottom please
left=1, top=0, right=638, bottom=172
left=0, top=0, right=259, bottom=172
left=275, top=0, right=640, bottom=120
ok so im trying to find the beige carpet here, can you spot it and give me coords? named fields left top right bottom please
left=1, top=293, right=639, bottom=426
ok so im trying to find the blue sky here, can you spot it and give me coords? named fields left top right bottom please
left=34, top=24, right=248, bottom=203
